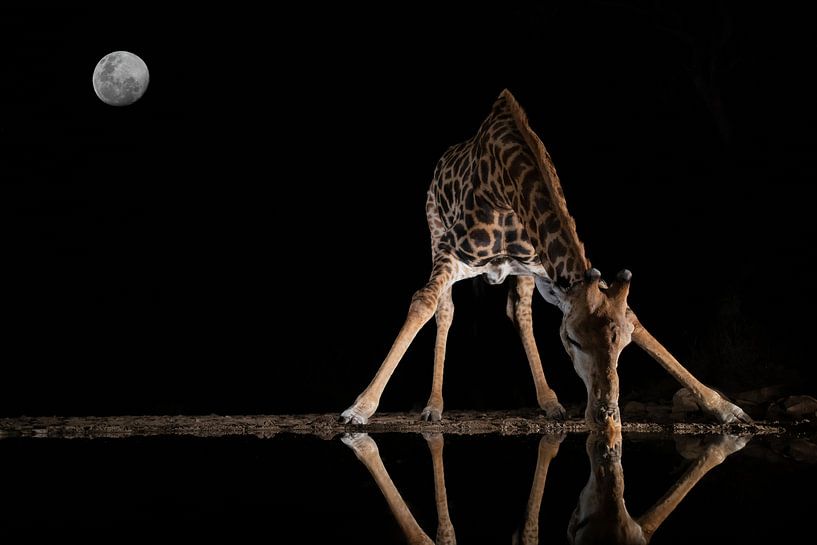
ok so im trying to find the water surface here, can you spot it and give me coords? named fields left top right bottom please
left=0, top=432, right=813, bottom=543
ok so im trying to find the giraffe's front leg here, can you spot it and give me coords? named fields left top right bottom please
left=421, top=432, right=457, bottom=545
left=515, top=432, right=565, bottom=545
left=507, top=277, right=566, bottom=420
left=421, top=287, right=454, bottom=422
left=637, top=433, right=749, bottom=539
left=698, top=391, right=753, bottom=424
left=339, top=396, right=380, bottom=426
left=340, top=254, right=458, bottom=425
left=341, top=433, right=435, bottom=545
left=628, top=311, right=752, bottom=425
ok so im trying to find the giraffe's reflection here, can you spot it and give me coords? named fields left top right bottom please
left=342, top=431, right=748, bottom=544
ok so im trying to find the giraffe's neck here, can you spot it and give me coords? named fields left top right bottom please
left=484, top=89, right=590, bottom=286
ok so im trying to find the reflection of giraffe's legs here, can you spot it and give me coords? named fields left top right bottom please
left=422, top=288, right=454, bottom=422
left=637, top=434, right=749, bottom=540
left=507, top=277, right=565, bottom=418
left=423, top=433, right=457, bottom=545
left=515, top=433, right=564, bottom=545
left=341, top=253, right=459, bottom=424
left=628, top=311, right=751, bottom=424
left=341, top=434, right=434, bottom=545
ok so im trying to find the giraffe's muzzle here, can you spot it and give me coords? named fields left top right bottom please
left=591, top=405, right=621, bottom=431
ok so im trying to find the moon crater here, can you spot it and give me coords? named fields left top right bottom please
left=92, top=51, right=149, bottom=106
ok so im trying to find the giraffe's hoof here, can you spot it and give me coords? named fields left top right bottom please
left=540, top=431, right=567, bottom=448
left=339, top=407, right=370, bottom=425
left=706, top=396, right=754, bottom=425
left=341, top=433, right=379, bottom=459
left=420, top=406, right=443, bottom=422
left=421, top=431, right=443, bottom=440
left=421, top=431, right=444, bottom=448
left=722, top=404, right=753, bottom=425
left=542, top=399, right=566, bottom=420
left=711, top=434, right=750, bottom=458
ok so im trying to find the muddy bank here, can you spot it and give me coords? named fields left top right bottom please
left=0, top=411, right=784, bottom=440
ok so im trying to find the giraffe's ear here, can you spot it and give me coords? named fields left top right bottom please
left=535, top=277, right=567, bottom=309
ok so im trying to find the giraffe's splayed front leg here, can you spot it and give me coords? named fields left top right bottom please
left=339, top=253, right=458, bottom=427
left=339, top=397, right=378, bottom=425
left=629, top=311, right=753, bottom=426
left=341, top=432, right=379, bottom=459
left=420, top=401, right=443, bottom=422
left=341, top=433, right=436, bottom=545
left=540, top=396, right=567, bottom=420
left=507, top=276, right=567, bottom=421
left=701, top=393, right=753, bottom=424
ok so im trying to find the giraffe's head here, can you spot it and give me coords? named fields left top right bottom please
left=568, top=429, right=647, bottom=545
left=561, top=268, right=634, bottom=432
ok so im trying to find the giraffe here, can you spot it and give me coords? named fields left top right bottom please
left=567, top=431, right=749, bottom=545
left=341, top=431, right=748, bottom=545
left=342, top=433, right=453, bottom=545
left=340, top=89, right=751, bottom=430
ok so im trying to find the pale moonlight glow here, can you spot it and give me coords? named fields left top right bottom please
left=92, top=51, right=149, bottom=106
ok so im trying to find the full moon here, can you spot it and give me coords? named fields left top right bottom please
left=92, top=51, right=149, bottom=106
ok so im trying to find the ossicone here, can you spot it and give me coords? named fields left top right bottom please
left=585, top=268, right=602, bottom=283
left=616, top=269, right=632, bottom=283
left=608, top=269, right=632, bottom=303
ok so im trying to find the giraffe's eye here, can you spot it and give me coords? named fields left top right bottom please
left=567, top=336, right=582, bottom=349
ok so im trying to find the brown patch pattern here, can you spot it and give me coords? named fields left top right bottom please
left=426, top=90, right=589, bottom=284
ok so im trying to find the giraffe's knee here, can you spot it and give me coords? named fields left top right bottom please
left=506, top=294, right=531, bottom=327
left=435, top=298, right=454, bottom=326
left=514, top=308, right=532, bottom=331
left=409, top=290, right=438, bottom=322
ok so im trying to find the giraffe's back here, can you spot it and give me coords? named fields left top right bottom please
left=427, top=138, right=538, bottom=269
left=425, top=90, right=589, bottom=288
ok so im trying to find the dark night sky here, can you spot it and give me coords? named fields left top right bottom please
left=3, top=3, right=816, bottom=416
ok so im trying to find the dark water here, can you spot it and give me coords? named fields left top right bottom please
left=0, top=432, right=813, bottom=543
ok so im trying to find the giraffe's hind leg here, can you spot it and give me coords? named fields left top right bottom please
left=506, top=276, right=566, bottom=419
left=340, top=253, right=459, bottom=425
left=421, top=287, right=453, bottom=422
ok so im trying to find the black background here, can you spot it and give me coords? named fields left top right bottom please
left=3, top=2, right=816, bottom=417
